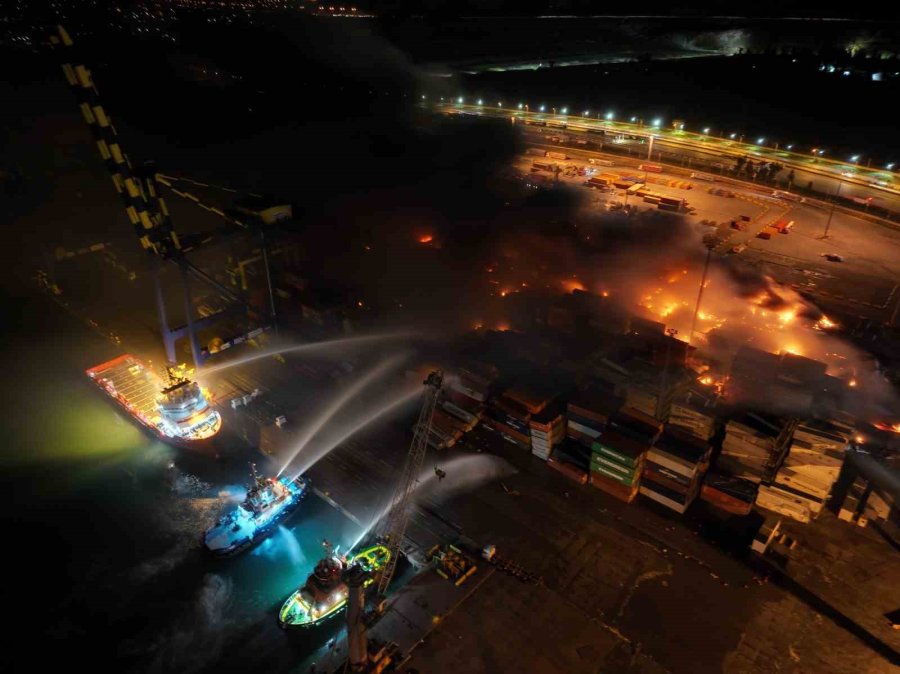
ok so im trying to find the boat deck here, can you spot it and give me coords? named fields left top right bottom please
left=86, top=354, right=164, bottom=429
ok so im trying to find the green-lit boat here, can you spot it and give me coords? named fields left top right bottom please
left=277, top=544, right=391, bottom=628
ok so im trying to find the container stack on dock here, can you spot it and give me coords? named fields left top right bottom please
left=530, top=402, right=566, bottom=460
left=860, top=487, right=896, bottom=528
left=839, top=475, right=898, bottom=528
left=608, top=407, right=664, bottom=445
left=640, top=427, right=711, bottom=514
left=718, top=414, right=793, bottom=483
left=446, top=366, right=493, bottom=417
left=838, top=476, right=867, bottom=523
left=484, top=394, right=532, bottom=450
left=567, top=388, right=621, bottom=448
left=548, top=438, right=590, bottom=485
left=589, top=429, right=649, bottom=503
left=751, top=515, right=783, bottom=554
left=426, top=407, right=470, bottom=450
left=667, top=389, right=717, bottom=441
left=700, top=471, right=759, bottom=515
left=755, top=420, right=849, bottom=522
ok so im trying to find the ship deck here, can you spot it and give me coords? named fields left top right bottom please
left=86, top=354, right=164, bottom=429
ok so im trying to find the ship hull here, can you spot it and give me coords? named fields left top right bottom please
left=86, top=354, right=220, bottom=454
left=204, top=477, right=310, bottom=558
left=277, top=544, right=390, bottom=629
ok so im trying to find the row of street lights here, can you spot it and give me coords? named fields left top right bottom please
left=426, top=95, right=895, bottom=171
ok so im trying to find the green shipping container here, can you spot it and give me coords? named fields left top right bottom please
left=592, top=442, right=642, bottom=468
left=591, top=464, right=641, bottom=486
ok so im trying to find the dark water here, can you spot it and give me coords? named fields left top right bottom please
left=1, top=285, right=362, bottom=672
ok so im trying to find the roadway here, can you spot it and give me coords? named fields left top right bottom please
left=437, top=103, right=900, bottom=218
left=511, top=142, right=900, bottom=330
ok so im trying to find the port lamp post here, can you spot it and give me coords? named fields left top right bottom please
left=477, top=99, right=483, bottom=105
left=517, top=103, right=523, bottom=110
left=703, top=127, right=710, bottom=134
left=652, top=118, right=662, bottom=128
left=606, top=112, right=614, bottom=121
left=757, top=137, right=765, bottom=145
left=539, top=105, right=545, bottom=112
left=561, top=107, right=568, bottom=115
left=457, top=97, right=463, bottom=104
left=850, top=155, right=860, bottom=163
left=887, top=163, right=895, bottom=171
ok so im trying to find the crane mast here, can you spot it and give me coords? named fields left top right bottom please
left=377, top=370, right=443, bottom=596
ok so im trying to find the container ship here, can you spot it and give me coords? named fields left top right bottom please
left=86, top=354, right=222, bottom=447
left=278, top=542, right=390, bottom=628
left=204, top=463, right=309, bottom=557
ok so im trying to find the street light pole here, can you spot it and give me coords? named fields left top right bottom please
left=822, top=180, right=842, bottom=238
left=647, top=134, right=655, bottom=161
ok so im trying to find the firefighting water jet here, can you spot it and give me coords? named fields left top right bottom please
left=288, top=385, right=423, bottom=481
left=199, top=333, right=411, bottom=377
left=347, top=454, right=516, bottom=553
left=278, top=525, right=305, bottom=565
left=277, top=354, right=407, bottom=476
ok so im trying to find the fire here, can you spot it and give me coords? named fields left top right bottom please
left=781, top=344, right=802, bottom=356
left=874, top=421, right=900, bottom=434
left=778, top=309, right=797, bottom=325
left=698, top=375, right=714, bottom=386
left=601, top=290, right=609, bottom=297
left=848, top=379, right=857, bottom=388
left=817, top=316, right=837, bottom=330
left=418, top=235, right=433, bottom=244
left=661, top=303, right=680, bottom=318
left=562, top=279, right=586, bottom=293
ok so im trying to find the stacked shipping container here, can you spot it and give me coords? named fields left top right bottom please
left=701, top=472, right=759, bottom=515
left=641, top=427, right=711, bottom=514
left=590, top=429, right=648, bottom=503
left=567, top=389, right=621, bottom=447
left=530, top=403, right=566, bottom=460
left=756, top=420, right=849, bottom=522
left=718, top=414, right=792, bottom=483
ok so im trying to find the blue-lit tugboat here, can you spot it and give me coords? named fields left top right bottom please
left=278, top=541, right=390, bottom=628
left=203, top=463, right=309, bottom=557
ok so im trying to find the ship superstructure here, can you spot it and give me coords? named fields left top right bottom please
left=278, top=543, right=390, bottom=628
left=156, top=364, right=221, bottom=441
left=204, top=463, right=309, bottom=556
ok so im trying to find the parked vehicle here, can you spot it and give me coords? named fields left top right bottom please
left=772, top=190, right=805, bottom=203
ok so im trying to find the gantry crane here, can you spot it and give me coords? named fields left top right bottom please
left=337, top=371, right=442, bottom=673
left=48, top=26, right=288, bottom=364
left=376, top=370, right=443, bottom=597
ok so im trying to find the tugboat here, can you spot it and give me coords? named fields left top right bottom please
left=278, top=540, right=390, bottom=628
left=203, top=463, right=309, bottom=557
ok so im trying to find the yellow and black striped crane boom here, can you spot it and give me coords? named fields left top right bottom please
left=49, top=25, right=181, bottom=258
